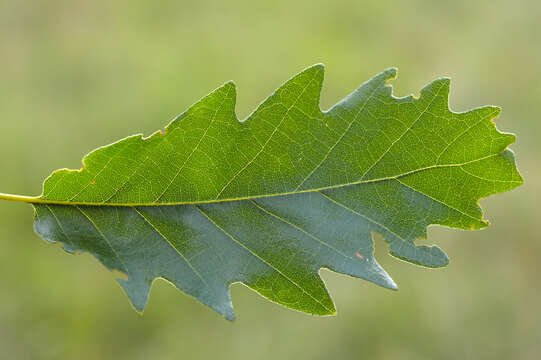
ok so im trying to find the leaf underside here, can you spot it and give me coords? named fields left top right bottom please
left=32, top=65, right=522, bottom=320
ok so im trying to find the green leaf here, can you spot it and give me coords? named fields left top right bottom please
left=3, top=64, right=523, bottom=320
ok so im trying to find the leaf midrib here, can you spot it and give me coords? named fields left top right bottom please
left=0, top=152, right=515, bottom=207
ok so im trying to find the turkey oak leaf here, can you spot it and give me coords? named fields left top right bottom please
left=0, top=64, right=523, bottom=320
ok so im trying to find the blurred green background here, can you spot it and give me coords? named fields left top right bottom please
left=0, top=0, right=539, bottom=359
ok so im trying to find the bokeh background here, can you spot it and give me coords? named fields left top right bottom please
left=0, top=0, right=539, bottom=359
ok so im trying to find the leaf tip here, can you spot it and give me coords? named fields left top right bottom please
left=386, top=276, right=398, bottom=291
left=490, top=105, right=502, bottom=117
left=471, top=221, right=489, bottom=231
left=224, top=311, right=236, bottom=322
left=309, top=62, right=325, bottom=71
left=220, top=80, right=237, bottom=97
left=377, top=67, right=398, bottom=87
left=117, top=278, right=151, bottom=314
left=384, top=67, right=398, bottom=81
left=431, top=76, right=451, bottom=92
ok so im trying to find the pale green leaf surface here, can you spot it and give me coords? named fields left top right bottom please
left=28, top=65, right=522, bottom=319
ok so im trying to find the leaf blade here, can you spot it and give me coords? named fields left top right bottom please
left=28, top=64, right=522, bottom=319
